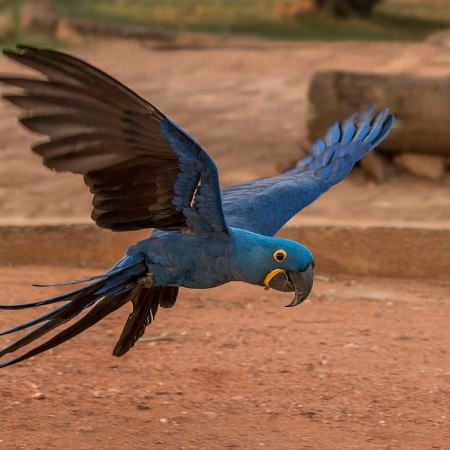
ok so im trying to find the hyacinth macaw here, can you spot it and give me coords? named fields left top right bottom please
left=0, top=46, right=394, bottom=368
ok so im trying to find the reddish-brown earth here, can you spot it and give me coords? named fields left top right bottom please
left=0, top=266, right=449, bottom=450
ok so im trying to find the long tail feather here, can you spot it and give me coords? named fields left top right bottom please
left=0, top=277, right=109, bottom=312
left=0, top=292, right=131, bottom=369
left=32, top=274, right=103, bottom=287
left=0, top=257, right=142, bottom=310
left=0, top=281, right=118, bottom=357
left=0, top=280, right=105, bottom=337
left=0, top=253, right=150, bottom=367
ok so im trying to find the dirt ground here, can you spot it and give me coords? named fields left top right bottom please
left=0, top=38, right=449, bottom=227
left=0, top=266, right=447, bottom=450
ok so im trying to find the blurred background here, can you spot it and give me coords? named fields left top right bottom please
left=0, top=4, right=449, bottom=450
left=0, top=0, right=449, bottom=226
left=2, top=0, right=450, bottom=43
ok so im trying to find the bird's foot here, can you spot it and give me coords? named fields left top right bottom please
left=138, top=273, right=154, bottom=288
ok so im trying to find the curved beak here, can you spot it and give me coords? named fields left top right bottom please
left=267, top=264, right=314, bottom=307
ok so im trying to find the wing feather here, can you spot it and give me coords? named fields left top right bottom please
left=222, top=106, right=395, bottom=236
left=0, top=46, right=227, bottom=233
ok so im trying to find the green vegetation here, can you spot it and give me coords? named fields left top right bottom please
left=378, top=0, right=450, bottom=23
left=1, top=0, right=449, bottom=46
left=51, top=0, right=449, bottom=41
left=0, top=0, right=68, bottom=49
left=0, top=33, right=68, bottom=51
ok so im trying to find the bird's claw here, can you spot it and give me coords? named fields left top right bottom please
left=128, top=273, right=154, bottom=289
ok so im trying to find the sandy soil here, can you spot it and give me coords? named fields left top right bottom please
left=0, top=266, right=448, bottom=450
left=0, top=39, right=449, bottom=227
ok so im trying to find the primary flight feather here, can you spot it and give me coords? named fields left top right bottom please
left=0, top=46, right=395, bottom=368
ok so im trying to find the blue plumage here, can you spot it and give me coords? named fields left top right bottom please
left=161, top=117, right=228, bottom=233
left=0, top=46, right=395, bottom=368
left=222, top=105, right=394, bottom=236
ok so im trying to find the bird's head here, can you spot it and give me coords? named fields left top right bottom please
left=230, top=230, right=314, bottom=307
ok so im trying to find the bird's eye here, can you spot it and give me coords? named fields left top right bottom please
left=273, top=250, right=286, bottom=262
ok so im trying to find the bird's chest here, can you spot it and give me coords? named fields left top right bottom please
left=133, top=233, right=231, bottom=289
left=165, top=251, right=228, bottom=288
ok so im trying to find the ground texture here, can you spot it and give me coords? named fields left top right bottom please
left=0, top=266, right=448, bottom=450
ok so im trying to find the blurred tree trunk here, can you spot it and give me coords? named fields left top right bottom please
left=315, top=0, right=381, bottom=18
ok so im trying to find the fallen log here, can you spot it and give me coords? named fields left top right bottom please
left=66, top=18, right=176, bottom=41
left=20, top=2, right=176, bottom=42
left=308, top=70, right=450, bottom=156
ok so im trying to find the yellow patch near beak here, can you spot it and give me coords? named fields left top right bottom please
left=263, top=268, right=286, bottom=288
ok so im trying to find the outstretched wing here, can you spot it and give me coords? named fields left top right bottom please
left=222, top=106, right=395, bottom=236
left=0, top=46, right=227, bottom=233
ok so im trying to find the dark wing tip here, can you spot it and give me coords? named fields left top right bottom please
left=3, top=45, right=37, bottom=60
left=1, top=45, right=227, bottom=234
left=374, top=110, right=395, bottom=146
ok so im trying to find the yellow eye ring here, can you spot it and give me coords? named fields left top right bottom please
left=273, top=249, right=287, bottom=262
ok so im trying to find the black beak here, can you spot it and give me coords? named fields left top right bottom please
left=267, top=265, right=314, bottom=307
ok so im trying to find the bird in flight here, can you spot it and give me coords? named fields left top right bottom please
left=0, top=46, right=394, bottom=368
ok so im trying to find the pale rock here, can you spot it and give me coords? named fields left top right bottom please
left=316, top=275, right=331, bottom=283
left=343, top=342, right=360, bottom=350
left=394, top=153, right=446, bottom=180
left=31, top=392, right=45, bottom=400
left=55, top=18, right=84, bottom=44
left=360, top=152, right=391, bottom=183
left=427, top=30, right=450, bottom=50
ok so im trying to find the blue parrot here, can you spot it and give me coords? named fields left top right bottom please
left=0, top=46, right=394, bottom=368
